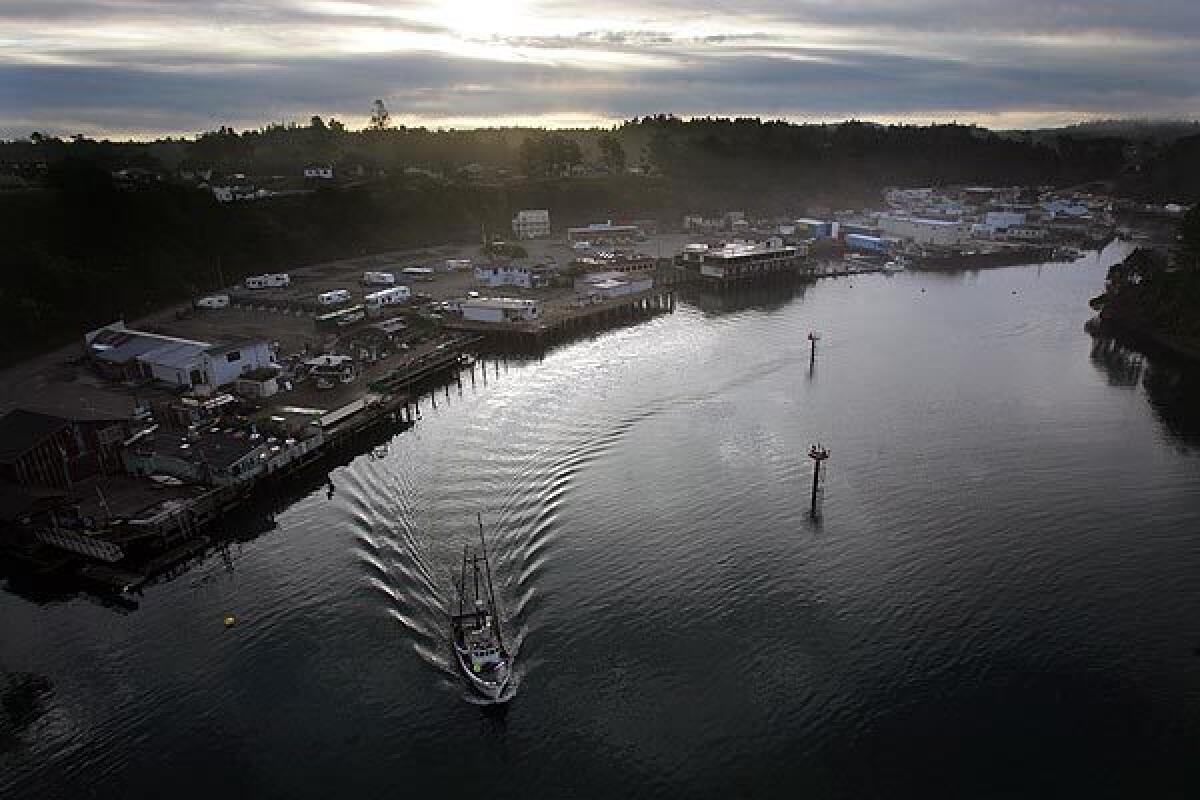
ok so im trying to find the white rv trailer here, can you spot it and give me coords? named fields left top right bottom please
left=244, top=273, right=291, bottom=289
left=364, top=286, right=411, bottom=312
left=195, top=294, right=230, bottom=309
left=317, top=289, right=352, bottom=306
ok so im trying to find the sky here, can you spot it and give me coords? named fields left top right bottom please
left=2, top=0, right=1199, bottom=139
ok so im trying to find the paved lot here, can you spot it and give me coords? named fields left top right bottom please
left=0, top=232, right=689, bottom=421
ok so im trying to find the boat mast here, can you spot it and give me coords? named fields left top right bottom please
left=478, top=512, right=504, bottom=648
left=459, top=543, right=468, bottom=616
left=478, top=512, right=498, bottom=610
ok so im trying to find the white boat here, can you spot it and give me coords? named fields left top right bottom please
left=451, top=514, right=512, bottom=702
left=882, top=259, right=906, bottom=273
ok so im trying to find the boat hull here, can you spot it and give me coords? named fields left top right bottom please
left=454, top=647, right=510, bottom=701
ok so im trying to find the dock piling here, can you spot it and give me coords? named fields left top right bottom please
left=808, top=443, right=830, bottom=517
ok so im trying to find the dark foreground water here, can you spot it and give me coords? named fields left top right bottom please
left=4, top=242, right=1200, bottom=799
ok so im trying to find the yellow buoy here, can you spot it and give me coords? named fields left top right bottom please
left=224, top=615, right=237, bottom=628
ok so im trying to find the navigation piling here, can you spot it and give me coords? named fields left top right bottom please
left=807, top=331, right=821, bottom=366
left=808, top=444, right=830, bottom=517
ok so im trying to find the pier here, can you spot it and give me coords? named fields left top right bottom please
left=445, top=288, right=676, bottom=346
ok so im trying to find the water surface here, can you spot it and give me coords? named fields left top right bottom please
left=4, top=241, right=1200, bottom=799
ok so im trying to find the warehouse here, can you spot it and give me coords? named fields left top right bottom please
left=84, top=322, right=276, bottom=390
left=878, top=215, right=969, bottom=246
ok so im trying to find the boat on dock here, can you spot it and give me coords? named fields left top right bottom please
left=451, top=514, right=512, bottom=702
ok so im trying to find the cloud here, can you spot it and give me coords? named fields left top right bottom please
left=1, top=0, right=1197, bottom=137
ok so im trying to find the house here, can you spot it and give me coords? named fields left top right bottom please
left=473, top=264, right=550, bottom=289
left=461, top=298, right=541, bottom=323
left=0, top=409, right=130, bottom=489
left=304, top=165, right=334, bottom=179
left=84, top=322, right=276, bottom=390
left=512, top=209, right=551, bottom=239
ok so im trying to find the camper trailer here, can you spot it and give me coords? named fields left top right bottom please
left=317, top=289, right=352, bottom=306
left=195, top=294, right=230, bottom=310
left=364, top=286, right=411, bottom=313
left=245, top=273, right=290, bottom=289
left=362, top=271, right=396, bottom=286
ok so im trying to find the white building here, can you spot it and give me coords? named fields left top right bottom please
left=474, top=264, right=549, bottom=289
left=679, top=239, right=806, bottom=279
left=878, top=216, right=969, bottom=247
left=512, top=209, right=551, bottom=239
left=84, top=322, right=275, bottom=390
left=304, top=166, right=334, bottom=179
left=462, top=298, right=542, bottom=323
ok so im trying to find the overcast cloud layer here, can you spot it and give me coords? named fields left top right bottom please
left=2, top=0, right=1199, bottom=138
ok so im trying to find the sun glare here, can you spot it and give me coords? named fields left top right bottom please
left=423, top=0, right=530, bottom=37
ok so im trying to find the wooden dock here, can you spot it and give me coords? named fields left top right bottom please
left=444, top=288, right=676, bottom=346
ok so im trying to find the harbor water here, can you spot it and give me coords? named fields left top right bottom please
left=4, top=241, right=1200, bottom=798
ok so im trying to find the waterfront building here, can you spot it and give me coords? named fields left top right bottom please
left=511, top=209, right=551, bottom=239
left=461, top=298, right=542, bottom=323
left=0, top=409, right=131, bottom=489
left=678, top=239, right=807, bottom=281
left=84, top=322, right=276, bottom=391
left=878, top=215, right=969, bottom=247
left=844, top=234, right=894, bottom=253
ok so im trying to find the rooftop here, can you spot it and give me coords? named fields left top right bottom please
left=463, top=297, right=540, bottom=309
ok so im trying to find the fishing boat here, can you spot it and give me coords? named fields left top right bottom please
left=451, top=514, right=512, bottom=701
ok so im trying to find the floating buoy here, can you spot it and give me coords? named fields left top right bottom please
left=224, top=615, right=237, bottom=628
